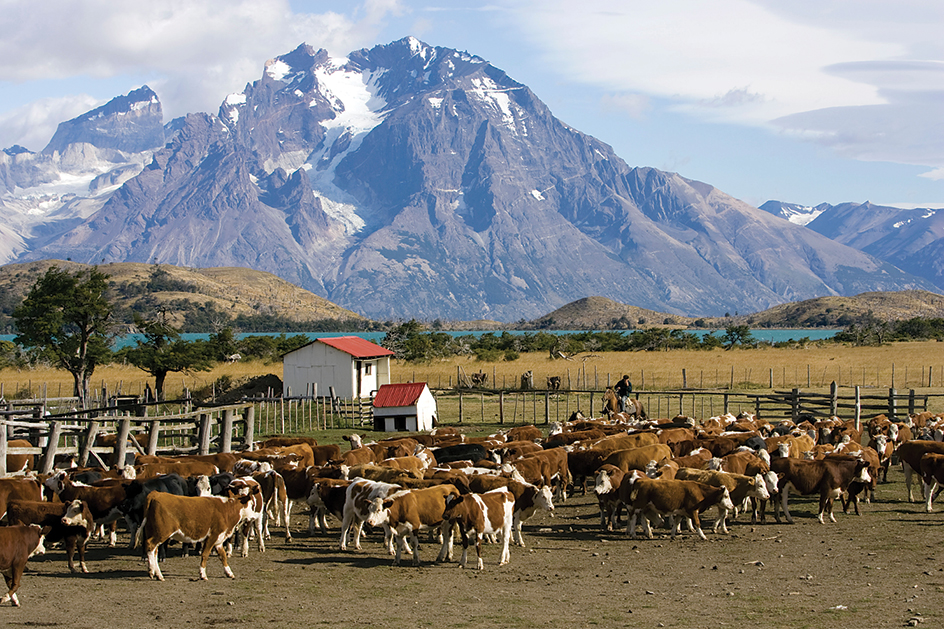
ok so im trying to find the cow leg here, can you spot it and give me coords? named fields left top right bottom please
left=713, top=506, right=729, bottom=534
left=904, top=463, right=917, bottom=502
left=215, top=543, right=235, bottom=579
left=393, top=533, right=405, bottom=566
left=145, top=543, right=164, bottom=581
left=1, top=569, right=21, bottom=606
left=627, top=510, right=638, bottom=539
left=411, top=531, right=422, bottom=566
left=474, top=532, right=485, bottom=570
left=691, top=511, right=707, bottom=540
left=77, top=536, right=90, bottom=573
left=457, top=524, right=470, bottom=568
left=780, top=485, right=794, bottom=524
left=511, top=513, right=525, bottom=547
left=436, top=522, right=453, bottom=563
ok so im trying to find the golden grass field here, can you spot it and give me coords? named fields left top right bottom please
left=4, top=340, right=944, bottom=415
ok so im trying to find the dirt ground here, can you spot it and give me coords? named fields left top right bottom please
left=4, top=464, right=943, bottom=629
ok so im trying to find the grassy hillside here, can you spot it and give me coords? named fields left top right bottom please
left=523, top=291, right=944, bottom=330
left=0, top=260, right=365, bottom=332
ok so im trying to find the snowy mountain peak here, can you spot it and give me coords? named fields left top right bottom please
left=759, top=200, right=829, bottom=226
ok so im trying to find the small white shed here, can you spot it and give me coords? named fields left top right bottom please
left=372, top=383, right=438, bottom=432
left=282, top=336, right=394, bottom=399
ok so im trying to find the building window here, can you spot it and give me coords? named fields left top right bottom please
left=364, top=363, right=373, bottom=375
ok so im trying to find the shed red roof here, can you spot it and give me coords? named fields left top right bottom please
left=317, top=336, right=395, bottom=359
left=373, top=383, right=428, bottom=408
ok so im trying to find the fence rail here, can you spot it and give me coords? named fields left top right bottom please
left=0, top=403, right=255, bottom=475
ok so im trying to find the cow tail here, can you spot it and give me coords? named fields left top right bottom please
left=134, top=515, right=147, bottom=549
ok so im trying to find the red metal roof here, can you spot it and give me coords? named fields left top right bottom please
left=373, top=383, right=428, bottom=408
left=317, top=336, right=395, bottom=358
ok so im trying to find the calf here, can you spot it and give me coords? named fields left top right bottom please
left=227, top=477, right=266, bottom=556
left=770, top=456, right=872, bottom=524
left=0, top=524, right=45, bottom=606
left=364, top=484, right=460, bottom=566
left=140, top=487, right=260, bottom=581
left=621, top=472, right=735, bottom=540
left=441, top=489, right=514, bottom=570
left=0, top=477, right=43, bottom=521
left=5, top=499, right=93, bottom=573
left=465, top=475, right=553, bottom=546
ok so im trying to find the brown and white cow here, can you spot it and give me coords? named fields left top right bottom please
left=364, top=484, right=461, bottom=566
left=0, top=524, right=45, bottom=606
left=601, top=444, right=674, bottom=474
left=5, top=499, right=93, bottom=573
left=340, top=479, right=402, bottom=552
left=226, top=477, right=266, bottom=557
left=593, top=464, right=625, bottom=531
left=0, top=477, right=43, bottom=521
left=464, top=475, right=554, bottom=546
left=441, top=489, right=514, bottom=570
left=620, top=471, right=735, bottom=540
left=140, top=487, right=260, bottom=581
left=770, top=456, right=872, bottom=524
left=42, top=472, right=128, bottom=546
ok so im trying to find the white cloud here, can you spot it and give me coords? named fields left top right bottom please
left=501, top=0, right=942, bottom=170
left=0, top=94, right=104, bottom=151
left=0, top=0, right=407, bottom=146
left=920, top=168, right=944, bottom=182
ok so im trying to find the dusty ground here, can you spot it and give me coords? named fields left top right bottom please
left=4, top=464, right=943, bottom=629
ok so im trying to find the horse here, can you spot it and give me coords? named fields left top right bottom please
left=602, top=388, right=647, bottom=420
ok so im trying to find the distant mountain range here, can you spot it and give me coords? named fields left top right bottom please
left=760, top=201, right=944, bottom=291
left=1, top=37, right=940, bottom=322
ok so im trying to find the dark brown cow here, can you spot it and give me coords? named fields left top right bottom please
left=896, top=440, right=944, bottom=502
left=5, top=499, right=93, bottom=573
left=440, top=489, right=514, bottom=569
left=620, top=472, right=735, bottom=540
left=503, top=425, right=543, bottom=442
left=770, top=456, right=872, bottom=524
left=919, top=452, right=944, bottom=512
left=260, top=436, right=318, bottom=448
left=593, top=464, right=625, bottom=531
left=0, top=524, right=45, bottom=606
left=133, top=461, right=219, bottom=480
left=134, top=453, right=241, bottom=473
left=140, top=487, right=260, bottom=581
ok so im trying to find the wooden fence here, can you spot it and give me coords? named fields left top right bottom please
left=0, top=403, right=255, bottom=475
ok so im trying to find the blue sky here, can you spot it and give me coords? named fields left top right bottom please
left=0, top=0, right=940, bottom=209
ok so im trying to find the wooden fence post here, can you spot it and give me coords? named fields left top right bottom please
left=198, top=413, right=212, bottom=455
left=908, top=389, right=916, bottom=416
left=544, top=390, right=550, bottom=425
left=682, top=369, right=687, bottom=389
left=41, top=421, right=63, bottom=474
left=830, top=382, right=838, bottom=417
left=115, top=417, right=132, bottom=467
left=888, top=388, right=897, bottom=422
left=0, top=424, right=7, bottom=476
left=243, top=405, right=255, bottom=449
left=147, top=420, right=161, bottom=456
left=854, top=386, right=862, bottom=431
left=791, top=389, right=799, bottom=422
left=78, top=420, right=100, bottom=467
left=499, top=391, right=505, bottom=424
left=221, top=408, right=234, bottom=453
left=723, top=393, right=730, bottom=415
left=458, top=389, right=463, bottom=423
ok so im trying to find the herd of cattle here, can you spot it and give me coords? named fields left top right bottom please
left=2, top=402, right=944, bottom=605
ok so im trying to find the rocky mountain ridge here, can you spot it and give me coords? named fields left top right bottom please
left=1, top=38, right=938, bottom=321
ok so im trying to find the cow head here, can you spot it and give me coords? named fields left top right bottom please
left=61, top=499, right=93, bottom=531
left=594, top=468, right=616, bottom=495
left=534, top=485, right=554, bottom=512
left=750, top=474, right=771, bottom=501
left=365, top=497, right=393, bottom=527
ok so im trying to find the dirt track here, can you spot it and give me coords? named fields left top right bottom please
left=4, top=464, right=943, bottom=629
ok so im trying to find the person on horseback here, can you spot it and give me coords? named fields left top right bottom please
left=614, top=374, right=632, bottom=412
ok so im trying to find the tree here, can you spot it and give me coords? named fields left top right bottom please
left=722, top=325, right=755, bottom=350
left=122, top=311, right=213, bottom=400
left=13, top=266, right=114, bottom=407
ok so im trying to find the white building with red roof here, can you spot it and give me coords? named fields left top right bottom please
left=372, top=382, right=437, bottom=432
left=282, top=336, right=394, bottom=399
